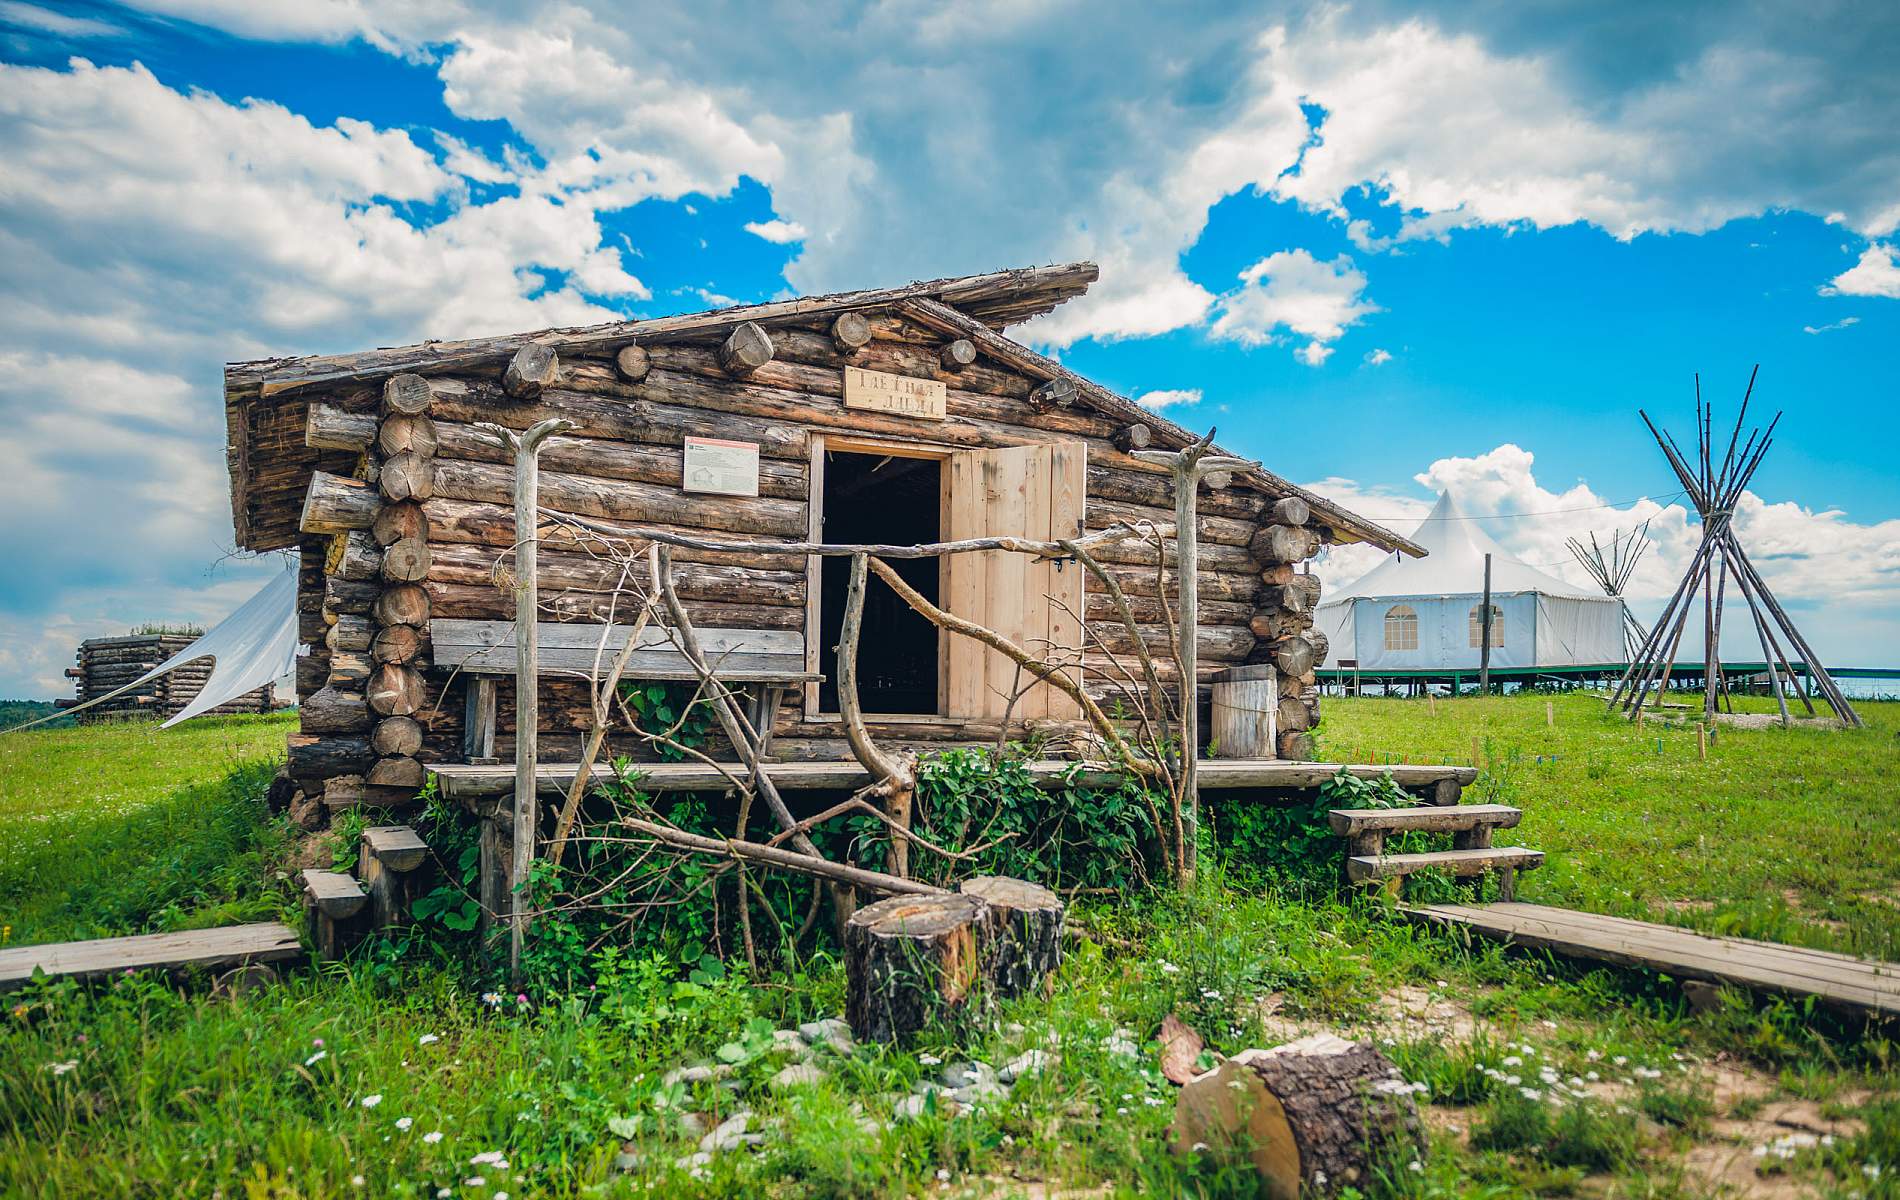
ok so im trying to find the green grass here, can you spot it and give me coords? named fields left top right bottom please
left=0, top=714, right=296, bottom=945
left=1320, top=692, right=1900, bottom=957
left=1, top=697, right=1896, bottom=1198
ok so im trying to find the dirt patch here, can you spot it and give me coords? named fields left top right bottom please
left=1712, top=712, right=1845, bottom=732
left=289, top=831, right=339, bottom=871
left=1368, top=983, right=1487, bottom=1042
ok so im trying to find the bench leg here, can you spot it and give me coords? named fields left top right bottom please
left=465, top=677, right=499, bottom=764
left=478, top=811, right=513, bottom=927
left=1496, top=866, right=1517, bottom=903
left=757, top=685, right=785, bottom=761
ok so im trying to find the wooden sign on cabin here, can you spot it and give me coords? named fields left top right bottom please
left=682, top=436, right=761, bottom=497
left=843, top=365, right=947, bottom=420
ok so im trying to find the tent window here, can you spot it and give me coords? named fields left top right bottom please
left=1469, top=604, right=1504, bottom=648
left=1383, top=605, right=1419, bottom=651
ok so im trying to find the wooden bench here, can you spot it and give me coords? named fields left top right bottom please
left=430, top=618, right=819, bottom=762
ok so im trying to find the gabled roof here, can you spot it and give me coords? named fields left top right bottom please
left=223, top=262, right=1420, bottom=558
left=225, top=263, right=1101, bottom=401
left=1323, top=491, right=1599, bottom=603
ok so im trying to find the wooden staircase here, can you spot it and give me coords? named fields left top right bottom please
left=300, top=824, right=433, bottom=959
left=1331, top=802, right=1543, bottom=900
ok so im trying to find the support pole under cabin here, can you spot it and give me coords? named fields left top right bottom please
left=481, top=416, right=575, bottom=983
left=1136, top=434, right=1254, bottom=887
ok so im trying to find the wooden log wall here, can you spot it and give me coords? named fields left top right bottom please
left=287, top=305, right=1333, bottom=793
left=63, top=634, right=275, bottom=722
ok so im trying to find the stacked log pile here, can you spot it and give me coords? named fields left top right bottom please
left=276, top=301, right=1358, bottom=796
left=1244, top=497, right=1327, bottom=760
left=62, top=635, right=274, bottom=723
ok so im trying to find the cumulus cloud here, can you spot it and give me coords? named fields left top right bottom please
left=1364, top=348, right=1393, bottom=365
left=1306, top=442, right=1900, bottom=666
left=743, top=218, right=807, bottom=244
left=1136, top=388, right=1201, bottom=410
left=1209, top=250, right=1377, bottom=361
left=1823, top=244, right=1900, bottom=298
left=0, top=54, right=762, bottom=695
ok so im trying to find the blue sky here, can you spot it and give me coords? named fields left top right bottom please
left=0, top=0, right=1896, bottom=697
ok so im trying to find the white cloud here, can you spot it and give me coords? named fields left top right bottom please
left=1823, top=244, right=1900, bottom=298
left=1802, top=316, right=1860, bottom=335
left=743, top=218, right=807, bottom=244
left=1364, top=348, right=1393, bottom=365
left=1, top=2, right=120, bottom=36
left=1136, top=388, right=1201, bottom=410
left=1209, top=250, right=1377, bottom=357
left=1306, top=442, right=1900, bottom=666
left=0, top=54, right=761, bottom=695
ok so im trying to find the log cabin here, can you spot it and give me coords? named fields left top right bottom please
left=223, top=262, right=1422, bottom=815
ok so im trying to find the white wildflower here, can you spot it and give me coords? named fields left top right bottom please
left=304, top=1050, right=327, bottom=1066
left=396, top=1117, right=414, bottom=1131
left=465, top=1178, right=485, bottom=1187
left=419, top=1034, right=439, bottom=1045
left=361, top=1094, right=382, bottom=1109
left=46, top=1060, right=78, bottom=1076
left=919, top=1054, right=941, bottom=1065
left=1520, top=1088, right=1542, bottom=1101
left=1408, top=1160, right=1424, bottom=1173
left=424, top=1131, right=445, bottom=1145
left=351, top=1175, right=365, bottom=1187
left=1502, top=1056, right=1522, bottom=1067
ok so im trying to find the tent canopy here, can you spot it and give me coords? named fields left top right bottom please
left=1325, top=491, right=1598, bottom=603
left=1317, top=492, right=1625, bottom=670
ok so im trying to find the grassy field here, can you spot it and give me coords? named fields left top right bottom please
left=1319, top=693, right=1900, bottom=959
left=1, top=697, right=1895, bottom=1198
left=0, top=713, right=294, bottom=944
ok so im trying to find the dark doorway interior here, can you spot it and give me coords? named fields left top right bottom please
left=818, top=450, right=941, bottom=714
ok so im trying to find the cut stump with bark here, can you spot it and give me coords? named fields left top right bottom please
left=959, top=875, right=1063, bottom=999
left=1172, top=1034, right=1425, bottom=1200
left=844, top=892, right=987, bottom=1045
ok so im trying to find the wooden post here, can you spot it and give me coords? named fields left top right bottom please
left=1698, top=723, right=1708, bottom=761
left=1136, top=434, right=1254, bottom=887
left=480, top=417, right=575, bottom=982
left=1479, top=553, right=1493, bottom=694
left=1546, top=700, right=1554, bottom=728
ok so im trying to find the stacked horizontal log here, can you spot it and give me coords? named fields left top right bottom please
left=1245, top=497, right=1326, bottom=760
left=63, top=635, right=274, bottom=723
left=280, top=301, right=1343, bottom=800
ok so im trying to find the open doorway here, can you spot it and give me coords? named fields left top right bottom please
left=816, top=448, right=942, bottom=714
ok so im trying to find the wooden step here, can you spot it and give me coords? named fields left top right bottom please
left=1329, top=804, right=1521, bottom=837
left=361, top=825, right=428, bottom=872
left=0, top=923, right=302, bottom=991
left=1346, top=846, right=1544, bottom=883
left=299, top=869, right=368, bottom=919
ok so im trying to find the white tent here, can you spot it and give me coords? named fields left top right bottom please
left=1317, top=492, right=1626, bottom=672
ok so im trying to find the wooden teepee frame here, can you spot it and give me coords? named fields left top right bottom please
left=1566, top=522, right=1652, bottom=661
left=1607, top=367, right=1861, bottom=728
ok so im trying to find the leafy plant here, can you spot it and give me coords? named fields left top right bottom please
left=621, top=680, right=718, bottom=761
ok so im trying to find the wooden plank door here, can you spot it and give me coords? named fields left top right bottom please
left=942, top=442, right=1086, bottom=719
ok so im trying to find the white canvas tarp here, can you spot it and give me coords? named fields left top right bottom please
left=3, top=567, right=297, bottom=733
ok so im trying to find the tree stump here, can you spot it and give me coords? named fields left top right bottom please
left=844, top=893, right=988, bottom=1045
left=1173, top=1034, right=1425, bottom=1200
left=959, top=876, right=1063, bottom=999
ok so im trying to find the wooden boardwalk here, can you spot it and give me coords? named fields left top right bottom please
left=1405, top=902, right=1900, bottom=1018
left=0, top=922, right=303, bottom=990
left=430, top=757, right=1478, bottom=801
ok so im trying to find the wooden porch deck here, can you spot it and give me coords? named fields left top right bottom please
left=0, top=922, right=303, bottom=990
left=1404, top=902, right=1900, bottom=1018
left=428, top=758, right=1480, bottom=802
